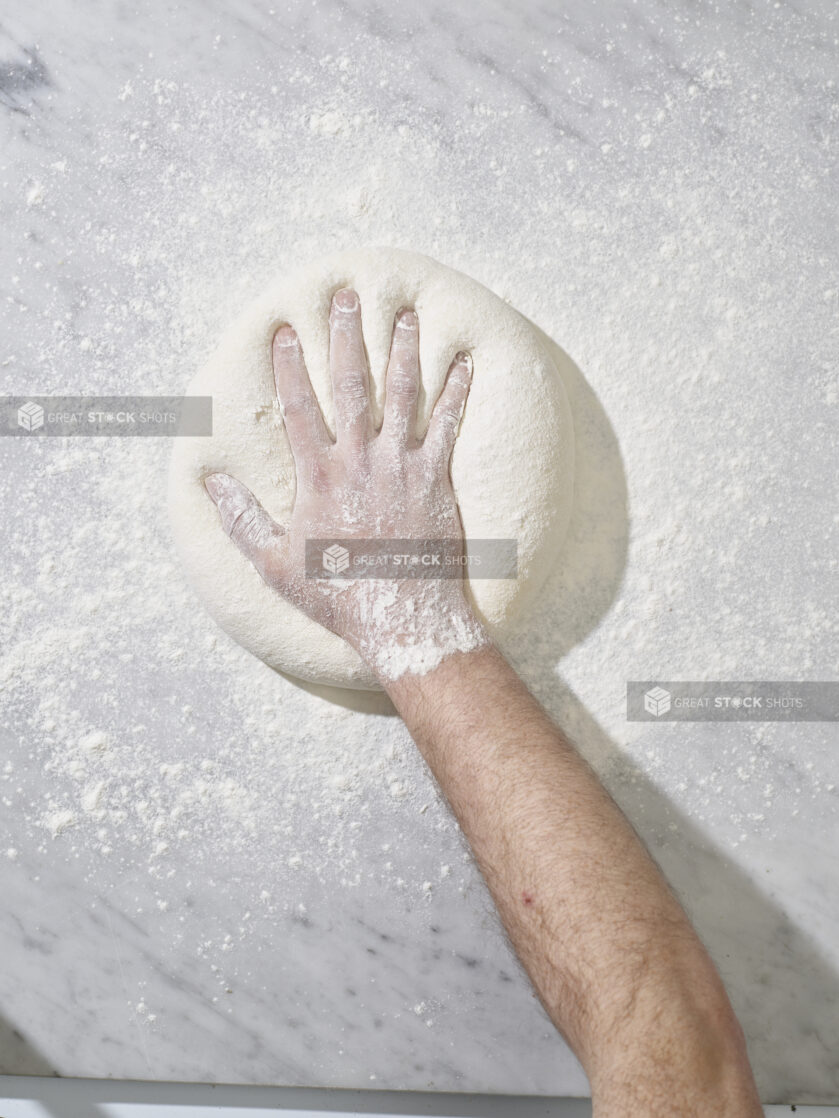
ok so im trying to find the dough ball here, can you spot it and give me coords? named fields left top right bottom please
left=168, top=248, right=574, bottom=690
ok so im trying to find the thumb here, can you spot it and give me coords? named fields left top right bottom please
left=204, top=472, right=287, bottom=583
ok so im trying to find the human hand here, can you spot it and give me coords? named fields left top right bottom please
left=203, top=288, right=487, bottom=683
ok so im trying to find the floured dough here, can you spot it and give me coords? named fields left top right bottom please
left=168, top=247, right=574, bottom=690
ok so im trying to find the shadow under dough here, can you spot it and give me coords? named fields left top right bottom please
left=504, top=327, right=630, bottom=668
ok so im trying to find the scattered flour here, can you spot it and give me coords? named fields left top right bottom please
left=0, top=20, right=836, bottom=941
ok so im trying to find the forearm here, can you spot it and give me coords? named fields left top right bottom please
left=211, top=285, right=760, bottom=1111
left=386, top=644, right=761, bottom=1116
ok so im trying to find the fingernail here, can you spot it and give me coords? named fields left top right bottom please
left=396, top=307, right=417, bottom=328
left=333, top=287, right=359, bottom=312
left=455, top=351, right=473, bottom=371
left=274, top=323, right=298, bottom=347
left=204, top=472, right=224, bottom=502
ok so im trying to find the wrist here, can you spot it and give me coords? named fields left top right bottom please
left=383, top=638, right=501, bottom=720
left=371, top=611, right=489, bottom=690
left=345, top=582, right=487, bottom=688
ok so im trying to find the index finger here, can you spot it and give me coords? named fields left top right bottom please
left=273, top=323, right=331, bottom=461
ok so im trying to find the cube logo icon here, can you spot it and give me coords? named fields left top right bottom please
left=644, top=686, right=671, bottom=717
left=18, top=401, right=44, bottom=432
left=322, top=543, right=350, bottom=575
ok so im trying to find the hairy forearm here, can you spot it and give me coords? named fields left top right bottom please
left=386, top=644, right=761, bottom=1116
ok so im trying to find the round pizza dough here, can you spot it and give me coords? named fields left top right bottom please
left=168, top=247, right=574, bottom=690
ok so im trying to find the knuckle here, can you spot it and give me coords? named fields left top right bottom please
left=389, top=371, right=419, bottom=398
left=229, top=504, right=277, bottom=555
left=337, top=372, right=368, bottom=402
left=229, top=503, right=260, bottom=544
left=281, top=393, right=316, bottom=419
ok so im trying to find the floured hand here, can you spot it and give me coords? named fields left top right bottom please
left=203, top=288, right=487, bottom=683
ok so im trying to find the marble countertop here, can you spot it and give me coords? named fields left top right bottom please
left=1, top=0, right=837, bottom=1104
